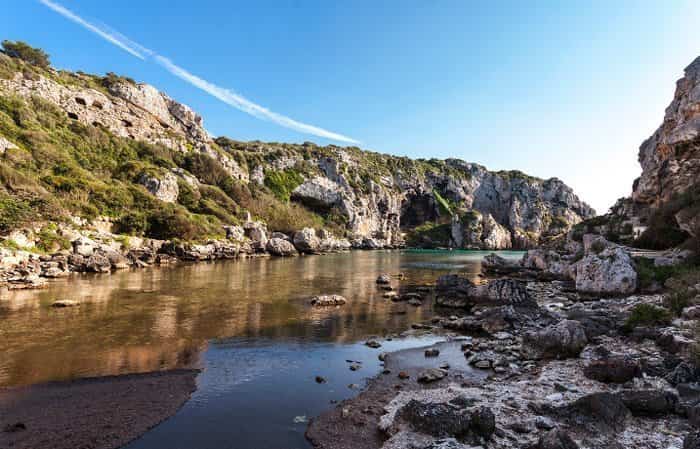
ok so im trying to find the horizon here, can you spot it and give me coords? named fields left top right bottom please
left=3, top=1, right=700, bottom=213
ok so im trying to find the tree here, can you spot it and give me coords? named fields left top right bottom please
left=1, top=40, right=50, bottom=69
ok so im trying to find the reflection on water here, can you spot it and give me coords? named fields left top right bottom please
left=0, top=250, right=522, bottom=387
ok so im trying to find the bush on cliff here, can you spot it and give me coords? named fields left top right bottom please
left=1, top=40, right=50, bottom=69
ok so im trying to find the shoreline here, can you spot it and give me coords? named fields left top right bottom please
left=0, top=369, right=200, bottom=449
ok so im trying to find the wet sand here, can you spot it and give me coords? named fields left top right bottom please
left=0, top=369, right=199, bottom=449
left=305, top=340, right=487, bottom=449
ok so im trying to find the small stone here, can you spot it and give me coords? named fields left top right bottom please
left=398, top=371, right=410, bottom=379
left=315, top=376, right=326, bottom=384
left=425, top=348, right=440, bottom=357
left=349, top=364, right=361, bottom=371
left=378, top=352, right=388, bottom=362
left=535, top=416, right=556, bottom=430
left=365, top=339, right=382, bottom=348
left=474, top=360, right=491, bottom=369
left=417, top=368, right=448, bottom=383
left=51, top=299, right=80, bottom=308
left=408, top=298, right=422, bottom=306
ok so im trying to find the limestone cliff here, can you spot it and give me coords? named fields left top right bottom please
left=0, top=48, right=593, bottom=249
left=607, top=55, right=700, bottom=247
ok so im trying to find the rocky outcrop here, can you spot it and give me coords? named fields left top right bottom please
left=137, top=171, right=179, bottom=203
left=451, top=211, right=512, bottom=249
left=293, top=228, right=321, bottom=254
left=574, top=236, right=637, bottom=295
left=435, top=276, right=535, bottom=308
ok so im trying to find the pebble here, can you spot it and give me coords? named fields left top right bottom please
left=424, top=348, right=440, bottom=357
left=398, top=371, right=410, bottom=379
left=315, top=376, right=326, bottom=384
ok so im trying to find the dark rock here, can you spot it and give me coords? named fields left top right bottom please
left=3, top=422, right=26, bottom=433
left=566, top=306, right=620, bottom=338
left=398, top=399, right=495, bottom=441
left=425, top=348, right=440, bottom=357
left=617, top=389, right=678, bottom=417
left=583, top=355, right=641, bottom=383
left=685, top=432, right=700, bottom=449
left=435, top=275, right=535, bottom=308
left=667, top=362, right=699, bottom=386
left=557, top=392, right=629, bottom=432
left=315, top=376, right=326, bottom=383
left=365, top=339, right=382, bottom=348
left=376, top=274, right=391, bottom=285
left=417, top=368, right=448, bottom=383
left=524, top=320, right=588, bottom=359
left=536, top=429, right=579, bottom=449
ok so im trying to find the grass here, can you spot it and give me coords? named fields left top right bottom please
left=264, top=169, right=304, bottom=202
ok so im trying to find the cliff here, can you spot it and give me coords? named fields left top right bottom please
left=602, top=56, right=700, bottom=249
left=0, top=43, right=593, bottom=251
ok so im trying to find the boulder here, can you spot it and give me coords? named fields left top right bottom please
left=397, top=399, right=495, bottom=442
left=524, top=320, right=588, bottom=359
left=575, top=243, right=637, bottom=295
left=377, top=274, right=392, bottom=285
left=137, top=171, right=179, bottom=203
left=435, top=275, right=535, bottom=308
left=617, top=389, right=678, bottom=417
left=293, top=228, right=321, bottom=254
left=266, top=238, right=297, bottom=257
left=536, top=429, right=579, bottom=449
left=417, top=368, right=448, bottom=383
left=72, top=236, right=98, bottom=257
left=224, top=225, right=245, bottom=241
left=84, top=254, right=112, bottom=273
left=583, top=353, right=641, bottom=383
left=557, top=392, right=629, bottom=432
left=244, top=221, right=268, bottom=252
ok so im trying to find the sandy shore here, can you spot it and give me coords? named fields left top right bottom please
left=0, top=369, right=199, bottom=449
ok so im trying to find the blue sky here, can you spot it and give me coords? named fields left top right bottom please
left=2, top=1, right=700, bottom=213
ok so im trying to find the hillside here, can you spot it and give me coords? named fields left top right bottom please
left=0, top=41, right=594, bottom=254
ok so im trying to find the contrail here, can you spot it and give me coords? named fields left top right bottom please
left=38, top=0, right=360, bottom=144
left=39, top=0, right=147, bottom=60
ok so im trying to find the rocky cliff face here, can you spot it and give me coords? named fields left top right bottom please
left=0, top=60, right=593, bottom=249
left=600, top=55, right=700, bottom=247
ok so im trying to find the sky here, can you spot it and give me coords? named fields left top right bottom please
left=1, top=1, right=699, bottom=214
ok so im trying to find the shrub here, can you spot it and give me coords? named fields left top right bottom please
left=1, top=40, right=50, bottom=69
left=0, top=193, right=33, bottom=233
left=623, top=303, right=671, bottom=332
left=35, top=226, right=70, bottom=253
left=264, top=169, right=304, bottom=202
left=115, top=212, right=148, bottom=235
left=432, top=189, right=452, bottom=216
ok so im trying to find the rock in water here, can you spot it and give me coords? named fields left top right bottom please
left=265, top=238, right=297, bottom=256
left=310, top=295, right=347, bottom=306
left=293, top=228, right=321, bottom=254
left=376, top=274, right=392, bottom=285
left=417, top=368, right=448, bottom=383
left=51, top=299, right=80, bottom=308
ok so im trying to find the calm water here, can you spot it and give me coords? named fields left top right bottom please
left=0, top=249, right=522, bottom=448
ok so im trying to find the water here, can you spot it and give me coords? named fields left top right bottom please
left=0, top=249, right=522, bottom=448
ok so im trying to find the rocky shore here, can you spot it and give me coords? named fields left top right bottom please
left=0, top=220, right=392, bottom=290
left=307, top=235, right=700, bottom=449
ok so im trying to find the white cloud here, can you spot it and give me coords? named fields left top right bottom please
left=38, top=0, right=359, bottom=144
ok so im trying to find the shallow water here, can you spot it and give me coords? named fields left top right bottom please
left=0, top=249, right=522, bottom=448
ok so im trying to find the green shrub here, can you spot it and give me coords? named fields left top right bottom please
left=623, top=303, right=671, bottom=331
left=264, top=169, right=304, bottom=202
left=406, top=222, right=452, bottom=248
left=115, top=212, right=148, bottom=236
left=1, top=40, right=50, bottom=69
left=432, top=189, right=452, bottom=216
left=35, top=226, right=70, bottom=253
left=0, top=194, right=33, bottom=233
